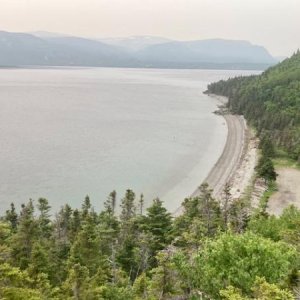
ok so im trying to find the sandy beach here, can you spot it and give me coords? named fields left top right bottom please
left=192, top=113, right=257, bottom=201
left=192, top=114, right=246, bottom=198
left=193, top=95, right=258, bottom=201
left=174, top=94, right=258, bottom=215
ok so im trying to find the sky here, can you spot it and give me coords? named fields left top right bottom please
left=0, top=0, right=299, bottom=56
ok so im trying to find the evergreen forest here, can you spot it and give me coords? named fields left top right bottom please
left=207, top=50, right=300, bottom=162
left=1, top=185, right=300, bottom=299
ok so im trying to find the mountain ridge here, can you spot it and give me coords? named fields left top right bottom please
left=0, top=31, right=277, bottom=69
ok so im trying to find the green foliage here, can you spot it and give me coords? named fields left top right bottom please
left=36, top=198, right=52, bottom=239
left=144, top=198, right=172, bottom=252
left=104, top=190, right=117, bottom=215
left=120, top=189, right=136, bottom=222
left=256, top=157, right=278, bottom=182
left=256, top=180, right=278, bottom=214
left=220, top=286, right=246, bottom=300
left=227, top=198, right=250, bottom=233
left=5, top=203, right=18, bottom=231
left=249, top=205, right=300, bottom=252
left=260, top=136, right=276, bottom=158
left=248, top=214, right=282, bottom=241
left=147, top=251, right=182, bottom=299
left=251, top=277, right=294, bottom=299
left=1, top=190, right=299, bottom=299
left=220, top=277, right=294, bottom=299
left=207, top=51, right=300, bottom=161
left=173, top=183, right=222, bottom=247
left=0, top=263, right=45, bottom=300
left=10, top=200, right=38, bottom=270
left=193, top=231, right=298, bottom=299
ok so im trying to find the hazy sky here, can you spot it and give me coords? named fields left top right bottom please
left=0, top=0, right=299, bottom=56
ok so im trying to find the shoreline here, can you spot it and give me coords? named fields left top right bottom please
left=173, top=94, right=257, bottom=215
left=192, top=113, right=246, bottom=199
left=197, top=94, right=258, bottom=201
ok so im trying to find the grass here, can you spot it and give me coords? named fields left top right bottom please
left=270, top=148, right=300, bottom=169
left=241, top=174, right=257, bottom=205
left=258, top=181, right=278, bottom=213
left=273, top=157, right=300, bottom=170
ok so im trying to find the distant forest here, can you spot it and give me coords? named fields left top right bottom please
left=207, top=50, right=300, bottom=162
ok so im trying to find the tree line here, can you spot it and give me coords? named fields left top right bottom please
left=1, top=183, right=299, bottom=299
left=206, top=50, right=300, bottom=162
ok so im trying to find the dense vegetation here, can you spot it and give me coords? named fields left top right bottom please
left=207, top=50, right=300, bottom=161
left=1, top=184, right=300, bottom=299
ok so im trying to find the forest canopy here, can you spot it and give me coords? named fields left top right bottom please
left=1, top=185, right=299, bottom=299
left=207, top=50, right=300, bottom=161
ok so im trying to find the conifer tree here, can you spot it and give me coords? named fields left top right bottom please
left=11, top=200, right=37, bottom=269
left=37, top=198, right=52, bottom=239
left=139, top=193, right=144, bottom=215
left=144, top=198, right=172, bottom=253
left=256, top=157, right=278, bottom=182
left=5, top=202, right=18, bottom=231
left=104, top=190, right=117, bottom=215
left=120, top=189, right=136, bottom=222
left=69, top=214, right=101, bottom=275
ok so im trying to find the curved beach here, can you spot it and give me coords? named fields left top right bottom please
left=192, top=114, right=246, bottom=199
left=173, top=111, right=248, bottom=215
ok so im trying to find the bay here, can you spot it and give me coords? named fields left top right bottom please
left=0, top=67, right=257, bottom=212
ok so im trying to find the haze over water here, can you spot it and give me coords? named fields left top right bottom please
left=0, top=68, right=257, bottom=212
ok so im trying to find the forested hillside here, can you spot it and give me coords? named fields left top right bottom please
left=207, top=51, right=300, bottom=161
left=1, top=185, right=300, bottom=299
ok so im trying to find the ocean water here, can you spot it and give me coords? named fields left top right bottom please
left=0, top=67, right=257, bottom=213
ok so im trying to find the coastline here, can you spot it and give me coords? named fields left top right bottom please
left=200, top=94, right=259, bottom=200
left=192, top=113, right=246, bottom=199
left=199, top=94, right=258, bottom=200
left=173, top=94, right=257, bottom=215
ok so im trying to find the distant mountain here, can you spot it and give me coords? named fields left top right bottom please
left=0, top=31, right=134, bottom=67
left=29, top=31, right=69, bottom=38
left=42, top=36, right=135, bottom=66
left=0, top=31, right=277, bottom=69
left=0, top=31, right=53, bottom=66
left=99, top=36, right=172, bottom=51
left=135, top=39, right=276, bottom=69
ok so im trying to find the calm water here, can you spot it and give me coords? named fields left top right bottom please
left=0, top=68, right=256, bottom=213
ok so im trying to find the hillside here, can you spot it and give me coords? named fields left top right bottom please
left=0, top=31, right=277, bottom=69
left=207, top=51, right=300, bottom=161
left=99, top=35, right=172, bottom=51
left=136, top=39, right=276, bottom=69
left=0, top=31, right=135, bottom=67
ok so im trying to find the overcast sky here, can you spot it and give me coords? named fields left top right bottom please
left=0, top=0, right=299, bottom=56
